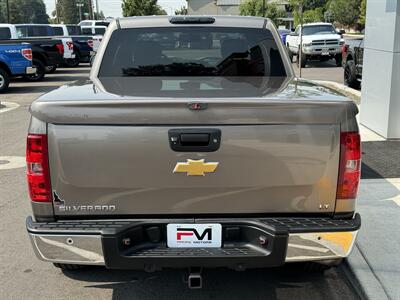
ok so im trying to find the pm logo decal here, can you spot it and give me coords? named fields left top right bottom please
left=173, top=159, right=219, bottom=176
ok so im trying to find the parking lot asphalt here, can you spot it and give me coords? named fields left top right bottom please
left=0, top=65, right=360, bottom=300
left=293, top=60, right=344, bottom=84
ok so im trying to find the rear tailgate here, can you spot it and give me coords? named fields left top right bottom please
left=38, top=99, right=356, bottom=217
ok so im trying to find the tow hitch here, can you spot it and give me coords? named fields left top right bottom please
left=185, top=267, right=203, bottom=289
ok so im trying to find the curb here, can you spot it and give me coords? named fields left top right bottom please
left=344, top=244, right=389, bottom=300
left=314, top=80, right=361, bottom=104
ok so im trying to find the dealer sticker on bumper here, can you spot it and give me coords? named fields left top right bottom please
left=167, top=224, right=222, bottom=248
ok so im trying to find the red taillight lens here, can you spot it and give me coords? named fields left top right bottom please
left=87, top=39, right=94, bottom=49
left=21, top=48, right=32, bottom=61
left=342, top=44, right=349, bottom=59
left=26, top=134, right=52, bottom=202
left=56, top=43, right=64, bottom=55
left=336, top=132, right=361, bottom=200
left=66, top=41, right=74, bottom=51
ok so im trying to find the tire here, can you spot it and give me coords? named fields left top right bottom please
left=335, top=54, right=343, bottom=67
left=287, top=45, right=294, bottom=63
left=23, top=59, right=45, bottom=82
left=53, top=263, right=86, bottom=270
left=46, top=65, right=57, bottom=74
left=298, top=51, right=306, bottom=68
left=0, top=68, right=11, bottom=93
left=64, top=53, right=80, bottom=68
left=344, top=60, right=360, bottom=89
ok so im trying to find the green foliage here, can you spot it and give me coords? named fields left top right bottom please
left=239, top=0, right=286, bottom=25
left=122, top=0, right=165, bottom=17
left=8, top=0, right=49, bottom=24
left=327, top=0, right=361, bottom=27
left=0, top=2, right=7, bottom=23
left=55, top=0, right=95, bottom=24
left=302, top=7, right=324, bottom=23
left=175, top=6, right=188, bottom=15
left=358, top=0, right=366, bottom=26
left=94, top=11, right=105, bottom=20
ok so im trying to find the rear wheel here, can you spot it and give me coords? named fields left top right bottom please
left=344, top=60, right=360, bottom=89
left=0, top=68, right=11, bottom=93
left=64, top=53, right=80, bottom=68
left=46, top=65, right=57, bottom=73
left=53, top=263, right=86, bottom=270
left=23, top=59, right=45, bottom=82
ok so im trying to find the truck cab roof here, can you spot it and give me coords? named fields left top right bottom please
left=117, top=15, right=270, bottom=29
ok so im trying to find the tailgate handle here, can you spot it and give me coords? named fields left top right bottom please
left=168, top=129, right=221, bottom=152
left=180, top=133, right=210, bottom=146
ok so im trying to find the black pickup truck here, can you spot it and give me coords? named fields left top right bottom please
left=0, top=38, right=64, bottom=81
left=64, top=36, right=93, bottom=67
left=342, top=38, right=364, bottom=89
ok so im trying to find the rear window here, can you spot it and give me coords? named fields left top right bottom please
left=81, top=27, right=93, bottom=35
left=94, top=27, right=106, bottom=35
left=95, top=22, right=109, bottom=27
left=99, top=27, right=286, bottom=77
left=16, top=25, right=53, bottom=37
left=53, top=26, right=64, bottom=36
left=0, top=28, right=11, bottom=39
left=67, top=25, right=82, bottom=35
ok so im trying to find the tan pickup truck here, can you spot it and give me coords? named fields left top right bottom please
left=26, top=16, right=361, bottom=288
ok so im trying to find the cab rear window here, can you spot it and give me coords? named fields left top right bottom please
left=0, top=28, right=11, bottom=39
left=99, top=27, right=286, bottom=77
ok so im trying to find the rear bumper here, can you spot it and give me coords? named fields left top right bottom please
left=27, top=214, right=361, bottom=270
left=25, top=66, right=36, bottom=75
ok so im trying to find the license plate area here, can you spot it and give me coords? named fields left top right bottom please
left=321, top=49, right=330, bottom=55
left=167, top=224, right=222, bottom=248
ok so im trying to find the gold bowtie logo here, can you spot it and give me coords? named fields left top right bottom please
left=173, top=159, right=219, bottom=176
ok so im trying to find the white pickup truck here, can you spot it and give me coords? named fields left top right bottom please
left=286, top=22, right=345, bottom=68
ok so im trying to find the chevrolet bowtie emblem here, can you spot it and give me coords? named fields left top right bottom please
left=173, top=159, right=219, bottom=176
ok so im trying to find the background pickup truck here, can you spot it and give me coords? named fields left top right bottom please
left=0, top=43, right=35, bottom=92
left=26, top=16, right=361, bottom=287
left=286, top=22, right=345, bottom=67
left=342, top=38, right=364, bottom=89
left=50, top=24, right=94, bottom=67
left=0, top=24, right=73, bottom=74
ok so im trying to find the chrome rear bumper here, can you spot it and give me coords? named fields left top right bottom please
left=27, top=215, right=360, bottom=268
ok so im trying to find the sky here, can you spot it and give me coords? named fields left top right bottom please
left=43, top=0, right=187, bottom=19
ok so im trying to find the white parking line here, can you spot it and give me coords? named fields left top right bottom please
left=0, top=101, right=20, bottom=114
left=0, top=156, right=26, bottom=170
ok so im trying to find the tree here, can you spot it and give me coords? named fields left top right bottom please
left=122, top=0, right=165, bottom=17
left=239, top=0, right=286, bottom=25
left=302, top=7, right=324, bottom=23
left=8, top=0, right=49, bottom=24
left=327, top=0, right=361, bottom=27
left=175, top=6, right=188, bottom=15
left=358, top=0, right=366, bottom=27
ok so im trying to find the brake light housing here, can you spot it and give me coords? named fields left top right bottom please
left=336, top=132, right=361, bottom=200
left=21, top=48, right=33, bottom=61
left=56, top=43, right=64, bottom=55
left=26, top=134, right=52, bottom=202
left=87, top=39, right=94, bottom=49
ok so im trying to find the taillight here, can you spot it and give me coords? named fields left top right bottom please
left=336, top=132, right=361, bottom=200
left=21, top=48, right=32, bottom=61
left=26, top=134, right=52, bottom=202
left=87, top=39, right=94, bottom=49
left=342, top=44, right=349, bottom=60
left=56, top=43, right=64, bottom=55
left=66, top=41, right=74, bottom=51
